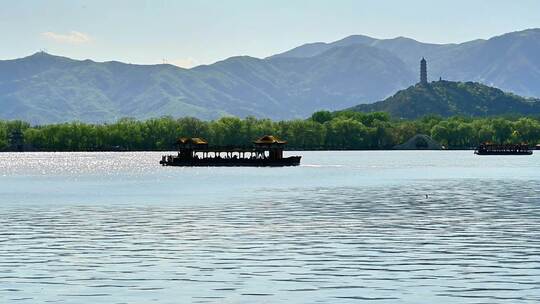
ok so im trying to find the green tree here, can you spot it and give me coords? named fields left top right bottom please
left=310, top=111, right=333, bottom=124
left=513, top=117, right=540, bottom=144
left=491, top=118, right=513, bottom=144
left=326, top=118, right=369, bottom=149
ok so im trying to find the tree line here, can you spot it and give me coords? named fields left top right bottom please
left=1, top=111, right=540, bottom=151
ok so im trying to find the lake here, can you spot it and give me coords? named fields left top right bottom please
left=1, top=151, right=539, bottom=303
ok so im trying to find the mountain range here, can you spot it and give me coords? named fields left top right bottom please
left=1, top=28, right=540, bottom=123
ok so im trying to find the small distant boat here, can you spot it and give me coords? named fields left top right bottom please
left=474, top=143, right=532, bottom=155
left=160, top=135, right=301, bottom=167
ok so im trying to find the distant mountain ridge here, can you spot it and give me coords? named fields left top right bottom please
left=272, top=28, right=540, bottom=97
left=348, top=80, right=540, bottom=119
left=1, top=28, right=540, bottom=123
left=0, top=46, right=412, bottom=123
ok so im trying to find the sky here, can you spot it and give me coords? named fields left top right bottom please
left=1, top=0, right=540, bottom=68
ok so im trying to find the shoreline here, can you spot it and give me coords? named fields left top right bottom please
left=0, top=148, right=480, bottom=153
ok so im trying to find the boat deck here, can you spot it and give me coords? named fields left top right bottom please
left=160, top=155, right=301, bottom=167
left=475, top=143, right=533, bottom=155
left=161, top=135, right=301, bottom=167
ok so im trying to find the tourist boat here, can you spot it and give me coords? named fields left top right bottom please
left=474, top=143, right=533, bottom=155
left=160, top=135, right=301, bottom=167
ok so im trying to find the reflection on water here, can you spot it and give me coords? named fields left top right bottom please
left=1, top=178, right=539, bottom=303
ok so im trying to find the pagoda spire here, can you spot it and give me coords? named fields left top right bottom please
left=420, top=57, right=428, bottom=85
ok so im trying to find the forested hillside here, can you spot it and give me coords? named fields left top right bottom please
left=349, top=81, right=540, bottom=119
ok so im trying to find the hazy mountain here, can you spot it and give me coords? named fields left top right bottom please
left=268, top=45, right=414, bottom=112
left=1, top=28, right=540, bottom=123
left=0, top=45, right=412, bottom=124
left=348, top=81, right=540, bottom=119
left=272, top=28, right=540, bottom=98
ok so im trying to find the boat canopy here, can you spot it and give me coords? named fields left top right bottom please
left=254, top=135, right=287, bottom=145
left=177, top=137, right=208, bottom=145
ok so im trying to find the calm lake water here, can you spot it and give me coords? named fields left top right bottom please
left=1, top=151, right=539, bottom=303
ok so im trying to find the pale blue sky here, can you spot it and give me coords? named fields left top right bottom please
left=1, top=0, right=539, bottom=67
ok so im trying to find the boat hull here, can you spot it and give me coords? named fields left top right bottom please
left=160, top=156, right=301, bottom=167
left=474, top=151, right=532, bottom=155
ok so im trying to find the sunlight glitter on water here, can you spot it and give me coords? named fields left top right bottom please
left=0, top=152, right=539, bottom=303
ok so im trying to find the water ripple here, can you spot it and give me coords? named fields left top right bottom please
left=0, top=154, right=539, bottom=303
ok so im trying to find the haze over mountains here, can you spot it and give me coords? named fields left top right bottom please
left=1, top=28, right=540, bottom=123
